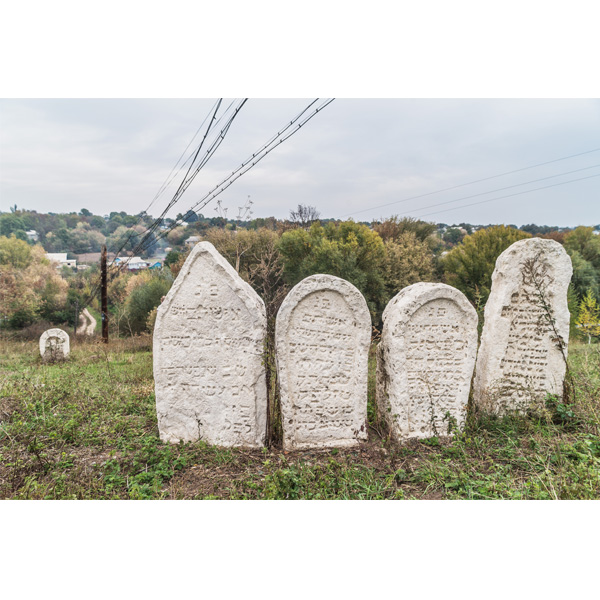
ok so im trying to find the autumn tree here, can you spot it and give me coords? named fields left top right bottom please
left=203, top=227, right=287, bottom=322
left=373, top=216, right=436, bottom=244
left=576, top=289, right=600, bottom=344
left=0, top=236, right=68, bottom=327
left=279, top=220, right=387, bottom=320
left=381, top=231, right=435, bottom=297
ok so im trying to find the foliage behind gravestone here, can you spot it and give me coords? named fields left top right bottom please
left=372, top=216, right=437, bottom=244
left=0, top=235, right=69, bottom=328
left=124, top=272, right=173, bottom=334
left=380, top=231, right=435, bottom=298
left=441, top=225, right=531, bottom=305
left=576, top=289, right=600, bottom=343
left=278, top=221, right=387, bottom=321
left=201, top=227, right=287, bottom=323
left=563, top=226, right=600, bottom=301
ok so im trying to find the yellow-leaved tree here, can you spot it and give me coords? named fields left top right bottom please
left=576, top=289, right=600, bottom=344
left=0, top=235, right=68, bottom=327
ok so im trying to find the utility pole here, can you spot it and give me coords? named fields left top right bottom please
left=74, top=300, right=79, bottom=339
left=101, top=245, right=108, bottom=343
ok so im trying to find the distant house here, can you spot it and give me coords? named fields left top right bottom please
left=45, top=253, right=77, bottom=269
left=148, top=261, right=163, bottom=270
left=77, top=252, right=116, bottom=265
left=26, top=230, right=39, bottom=242
left=114, top=256, right=148, bottom=271
left=185, top=236, right=200, bottom=248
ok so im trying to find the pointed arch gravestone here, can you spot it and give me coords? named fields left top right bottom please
left=376, top=283, right=478, bottom=440
left=153, top=242, right=267, bottom=446
left=473, top=238, right=572, bottom=412
left=39, top=328, right=70, bottom=362
left=275, top=274, right=371, bottom=450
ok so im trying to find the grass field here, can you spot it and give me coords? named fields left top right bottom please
left=1, top=335, right=599, bottom=499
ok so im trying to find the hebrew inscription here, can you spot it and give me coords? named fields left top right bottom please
left=276, top=274, right=371, bottom=450
left=39, top=328, right=70, bottom=362
left=474, top=238, right=573, bottom=412
left=153, top=242, right=267, bottom=446
left=377, top=283, right=478, bottom=440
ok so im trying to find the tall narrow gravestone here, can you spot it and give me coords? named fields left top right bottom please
left=473, top=238, right=572, bottom=412
left=276, top=274, right=371, bottom=450
left=153, top=242, right=267, bottom=446
left=39, top=328, right=70, bottom=362
left=376, top=283, right=478, bottom=440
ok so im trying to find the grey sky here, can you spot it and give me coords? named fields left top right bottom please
left=1, top=98, right=599, bottom=227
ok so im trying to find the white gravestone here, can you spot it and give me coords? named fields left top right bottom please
left=377, top=283, right=478, bottom=440
left=39, top=328, right=70, bottom=362
left=153, top=242, right=267, bottom=446
left=276, top=274, right=371, bottom=450
left=473, top=238, right=572, bottom=412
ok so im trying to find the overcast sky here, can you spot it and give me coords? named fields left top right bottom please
left=1, top=98, right=599, bottom=227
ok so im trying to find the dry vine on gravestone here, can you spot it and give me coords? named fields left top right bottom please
left=473, top=237, right=573, bottom=412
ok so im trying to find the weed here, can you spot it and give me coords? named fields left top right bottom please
left=1, top=336, right=599, bottom=500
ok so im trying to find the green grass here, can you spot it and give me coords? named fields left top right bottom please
left=1, top=336, right=599, bottom=499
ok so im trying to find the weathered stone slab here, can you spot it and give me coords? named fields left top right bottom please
left=275, top=274, right=371, bottom=450
left=473, top=238, right=572, bottom=412
left=153, top=242, right=267, bottom=446
left=39, top=328, right=70, bottom=362
left=377, top=283, right=478, bottom=440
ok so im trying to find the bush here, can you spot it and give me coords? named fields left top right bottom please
left=124, top=273, right=173, bottom=334
left=442, top=225, right=531, bottom=305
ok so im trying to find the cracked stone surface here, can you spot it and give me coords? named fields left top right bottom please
left=276, top=274, right=371, bottom=450
left=153, top=242, right=267, bottom=446
left=39, top=328, right=70, bottom=362
left=473, top=237, right=573, bottom=412
left=376, top=283, right=478, bottom=440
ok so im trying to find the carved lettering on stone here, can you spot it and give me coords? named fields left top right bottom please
left=39, top=328, right=70, bottom=362
left=473, top=238, right=573, bottom=412
left=153, top=242, right=267, bottom=446
left=377, top=283, right=478, bottom=440
left=276, top=274, right=371, bottom=450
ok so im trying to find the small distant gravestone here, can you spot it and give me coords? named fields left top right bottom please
left=473, top=238, right=573, bottom=412
left=376, top=283, right=478, bottom=440
left=276, top=274, right=371, bottom=450
left=39, top=328, right=70, bottom=362
left=153, top=242, right=267, bottom=447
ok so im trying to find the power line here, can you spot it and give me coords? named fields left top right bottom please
left=146, top=99, right=230, bottom=215
left=391, top=163, right=600, bottom=219
left=413, top=173, right=600, bottom=219
left=108, top=99, right=231, bottom=263
left=142, top=98, right=335, bottom=253
left=80, top=99, right=334, bottom=307
left=343, top=147, right=600, bottom=218
left=120, top=100, right=248, bottom=263
left=80, top=100, right=245, bottom=308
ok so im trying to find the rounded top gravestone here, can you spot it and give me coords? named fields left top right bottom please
left=275, top=274, right=371, bottom=450
left=39, top=328, right=70, bottom=362
left=153, top=241, right=267, bottom=447
left=377, top=282, right=478, bottom=440
left=473, top=237, right=573, bottom=412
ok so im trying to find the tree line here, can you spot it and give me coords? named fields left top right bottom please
left=1, top=205, right=599, bottom=342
